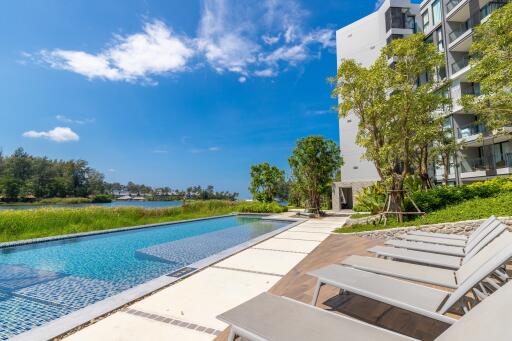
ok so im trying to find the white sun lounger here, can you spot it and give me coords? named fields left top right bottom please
left=405, top=216, right=496, bottom=242
left=341, top=231, right=512, bottom=288
left=368, top=245, right=463, bottom=269
left=308, top=242, right=512, bottom=324
left=218, top=280, right=512, bottom=341
left=385, top=220, right=506, bottom=257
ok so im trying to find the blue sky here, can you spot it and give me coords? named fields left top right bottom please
left=0, top=0, right=392, bottom=198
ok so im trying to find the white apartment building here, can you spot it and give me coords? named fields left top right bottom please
left=332, top=0, right=510, bottom=210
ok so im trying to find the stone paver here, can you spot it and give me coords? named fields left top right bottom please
left=65, top=311, right=213, bottom=341
left=275, top=231, right=330, bottom=242
left=214, top=248, right=307, bottom=276
left=255, top=238, right=321, bottom=253
left=130, top=267, right=280, bottom=330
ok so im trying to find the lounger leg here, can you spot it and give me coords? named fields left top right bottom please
left=228, top=328, right=236, bottom=341
left=311, top=280, right=324, bottom=306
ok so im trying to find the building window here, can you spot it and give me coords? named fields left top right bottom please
left=432, top=0, right=442, bottom=25
left=422, top=11, right=430, bottom=32
left=436, top=27, right=444, bottom=51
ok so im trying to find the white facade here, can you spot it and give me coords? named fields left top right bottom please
left=332, top=0, right=419, bottom=210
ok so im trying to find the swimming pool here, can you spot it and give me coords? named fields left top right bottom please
left=0, top=215, right=292, bottom=340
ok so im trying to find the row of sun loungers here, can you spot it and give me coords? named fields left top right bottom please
left=218, top=216, right=512, bottom=340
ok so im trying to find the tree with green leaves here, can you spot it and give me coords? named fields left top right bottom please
left=249, top=162, right=285, bottom=203
left=461, top=2, right=512, bottom=129
left=288, top=136, right=341, bottom=214
left=332, top=33, right=450, bottom=218
left=430, top=125, right=461, bottom=185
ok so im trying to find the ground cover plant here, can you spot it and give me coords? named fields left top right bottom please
left=337, top=191, right=512, bottom=233
left=0, top=200, right=287, bottom=242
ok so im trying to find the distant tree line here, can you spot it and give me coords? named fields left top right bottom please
left=107, top=183, right=238, bottom=201
left=0, top=148, right=238, bottom=202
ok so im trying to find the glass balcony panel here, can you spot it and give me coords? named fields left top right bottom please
left=458, top=122, right=485, bottom=138
left=451, top=55, right=470, bottom=74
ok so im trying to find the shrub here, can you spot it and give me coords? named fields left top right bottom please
left=353, top=182, right=386, bottom=214
left=236, top=201, right=288, bottom=213
left=37, top=197, right=92, bottom=204
left=91, top=194, right=112, bottom=203
left=408, top=177, right=512, bottom=213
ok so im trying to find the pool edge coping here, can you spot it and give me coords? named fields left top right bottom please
left=9, top=217, right=305, bottom=341
left=0, top=212, right=291, bottom=249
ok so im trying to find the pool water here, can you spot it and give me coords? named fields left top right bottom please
left=0, top=215, right=291, bottom=339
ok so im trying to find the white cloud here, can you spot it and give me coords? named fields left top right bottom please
left=254, top=68, right=277, bottom=77
left=305, top=109, right=332, bottom=116
left=108, top=168, right=116, bottom=172
left=262, top=34, right=280, bottom=45
left=56, top=114, right=95, bottom=124
left=23, top=127, right=79, bottom=142
left=40, top=20, right=194, bottom=84
left=208, top=146, right=220, bottom=151
left=33, top=1, right=335, bottom=84
left=197, top=0, right=335, bottom=79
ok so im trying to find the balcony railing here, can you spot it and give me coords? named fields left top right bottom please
left=448, top=18, right=474, bottom=43
left=496, top=153, right=512, bottom=168
left=446, top=0, right=464, bottom=13
left=461, top=157, right=486, bottom=173
left=457, top=122, right=485, bottom=139
left=451, top=56, right=470, bottom=74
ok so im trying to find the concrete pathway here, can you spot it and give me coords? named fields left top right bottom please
left=65, top=215, right=347, bottom=341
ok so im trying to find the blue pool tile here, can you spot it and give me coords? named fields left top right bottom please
left=16, top=276, right=119, bottom=309
left=0, top=263, right=63, bottom=291
left=0, top=292, right=72, bottom=340
left=135, top=225, right=257, bottom=264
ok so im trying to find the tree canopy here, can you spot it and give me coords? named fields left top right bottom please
left=288, top=136, right=342, bottom=214
left=249, top=162, right=285, bottom=202
left=332, top=33, right=450, bottom=215
left=0, top=148, right=238, bottom=201
left=462, top=2, right=512, bottom=129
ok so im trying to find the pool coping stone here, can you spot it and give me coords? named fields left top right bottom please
left=10, top=217, right=304, bottom=341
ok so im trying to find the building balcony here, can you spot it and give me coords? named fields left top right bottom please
left=460, top=154, right=512, bottom=178
left=448, top=20, right=474, bottom=52
left=457, top=121, right=486, bottom=140
left=446, top=0, right=470, bottom=22
left=451, top=56, right=471, bottom=80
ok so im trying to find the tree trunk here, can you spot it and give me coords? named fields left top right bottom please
left=442, top=155, right=450, bottom=186
left=388, top=174, right=405, bottom=222
left=419, top=146, right=432, bottom=190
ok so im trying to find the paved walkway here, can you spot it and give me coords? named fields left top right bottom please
left=64, top=215, right=347, bottom=341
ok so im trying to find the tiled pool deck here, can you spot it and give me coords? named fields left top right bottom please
left=37, top=213, right=345, bottom=341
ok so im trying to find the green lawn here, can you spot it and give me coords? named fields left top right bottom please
left=337, top=192, right=512, bottom=234
left=0, top=200, right=287, bottom=242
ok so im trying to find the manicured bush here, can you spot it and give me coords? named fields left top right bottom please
left=236, top=201, right=288, bottom=213
left=408, top=177, right=512, bottom=213
left=338, top=191, right=512, bottom=233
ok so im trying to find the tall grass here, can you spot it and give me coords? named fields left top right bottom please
left=0, top=200, right=287, bottom=242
